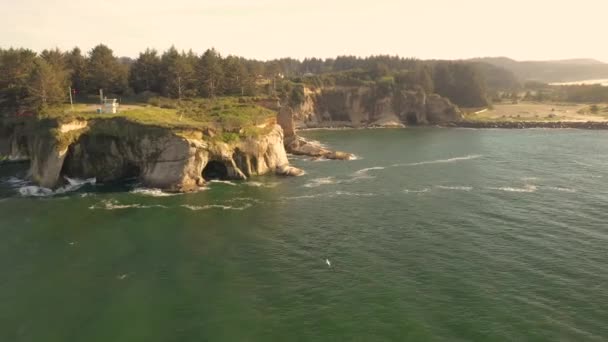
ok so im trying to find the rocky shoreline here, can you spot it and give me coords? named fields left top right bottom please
left=443, top=121, right=608, bottom=129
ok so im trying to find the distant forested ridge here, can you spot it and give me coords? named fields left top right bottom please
left=471, top=57, right=608, bottom=83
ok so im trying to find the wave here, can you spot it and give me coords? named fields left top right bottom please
left=282, top=191, right=375, bottom=200
left=573, top=160, right=593, bottom=167
left=354, top=166, right=385, bottom=175
left=181, top=203, right=252, bottom=211
left=490, top=184, right=538, bottom=193
left=2, top=177, right=29, bottom=187
left=18, top=177, right=96, bottom=197
left=546, top=186, right=577, bottom=193
left=131, top=188, right=179, bottom=197
left=403, top=188, right=430, bottom=194
left=303, top=177, right=338, bottom=188
left=246, top=182, right=279, bottom=188
left=89, top=199, right=168, bottom=210
left=436, top=186, right=473, bottom=191
left=208, top=180, right=238, bottom=186
left=394, top=154, right=482, bottom=167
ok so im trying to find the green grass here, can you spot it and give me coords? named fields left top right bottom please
left=35, top=96, right=276, bottom=133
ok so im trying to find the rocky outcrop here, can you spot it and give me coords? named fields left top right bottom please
left=5, top=118, right=303, bottom=192
left=287, top=86, right=462, bottom=128
left=278, top=105, right=354, bottom=160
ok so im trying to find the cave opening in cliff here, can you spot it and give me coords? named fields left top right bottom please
left=202, top=161, right=229, bottom=181
left=406, top=112, right=418, bottom=125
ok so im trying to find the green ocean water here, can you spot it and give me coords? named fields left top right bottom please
left=1, top=128, right=608, bottom=341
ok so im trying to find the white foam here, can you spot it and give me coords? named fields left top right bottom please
left=89, top=199, right=167, bottom=210
left=394, top=155, right=483, bottom=167
left=354, top=166, right=386, bottom=175
left=282, top=191, right=375, bottom=200
left=131, top=188, right=178, bottom=197
left=3, top=177, right=29, bottom=186
left=403, top=188, right=430, bottom=194
left=64, top=176, right=96, bottom=187
left=348, top=154, right=362, bottom=161
left=303, top=177, right=337, bottom=188
left=546, top=186, right=577, bottom=193
left=209, top=180, right=238, bottom=186
left=19, top=186, right=54, bottom=197
left=573, top=160, right=593, bottom=167
left=490, top=185, right=538, bottom=193
left=437, top=186, right=473, bottom=191
left=246, top=182, right=279, bottom=188
left=181, top=203, right=252, bottom=211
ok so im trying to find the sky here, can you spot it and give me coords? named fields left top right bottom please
left=1, top=0, right=606, bottom=62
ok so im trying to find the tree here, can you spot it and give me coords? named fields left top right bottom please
left=0, top=48, right=37, bottom=113
left=223, top=56, right=253, bottom=96
left=159, top=47, right=196, bottom=99
left=197, top=48, right=224, bottom=98
left=85, top=44, right=128, bottom=95
left=129, top=49, right=161, bottom=94
left=25, top=58, right=69, bottom=112
left=65, top=47, right=87, bottom=96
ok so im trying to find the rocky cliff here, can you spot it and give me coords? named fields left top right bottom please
left=1, top=118, right=303, bottom=192
left=285, top=86, right=462, bottom=129
left=275, top=85, right=461, bottom=160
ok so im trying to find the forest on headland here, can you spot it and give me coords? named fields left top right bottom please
left=1, top=44, right=608, bottom=117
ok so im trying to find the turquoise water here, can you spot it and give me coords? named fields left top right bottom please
left=1, top=128, right=608, bottom=341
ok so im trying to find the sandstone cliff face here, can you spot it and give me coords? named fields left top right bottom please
left=0, top=121, right=29, bottom=162
left=6, top=118, right=302, bottom=192
left=287, top=86, right=462, bottom=128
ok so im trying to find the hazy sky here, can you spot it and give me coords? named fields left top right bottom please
left=1, top=0, right=606, bottom=61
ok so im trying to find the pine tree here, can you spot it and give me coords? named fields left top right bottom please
left=65, top=47, right=87, bottom=97
left=85, top=44, right=128, bottom=95
left=197, top=48, right=224, bottom=98
left=159, top=47, right=196, bottom=99
left=129, top=48, right=161, bottom=94
left=25, top=58, right=69, bottom=112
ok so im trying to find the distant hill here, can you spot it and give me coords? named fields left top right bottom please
left=470, top=57, right=608, bottom=83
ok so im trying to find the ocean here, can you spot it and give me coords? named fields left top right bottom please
left=1, top=128, right=607, bottom=341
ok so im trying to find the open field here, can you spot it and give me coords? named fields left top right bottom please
left=464, top=102, right=608, bottom=122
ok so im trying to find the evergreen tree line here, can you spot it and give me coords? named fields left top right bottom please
left=1, top=44, right=495, bottom=113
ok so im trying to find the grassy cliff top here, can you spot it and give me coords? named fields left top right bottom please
left=36, top=97, right=277, bottom=131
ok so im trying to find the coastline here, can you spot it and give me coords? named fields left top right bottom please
left=294, top=121, right=608, bottom=131
left=443, top=121, right=608, bottom=130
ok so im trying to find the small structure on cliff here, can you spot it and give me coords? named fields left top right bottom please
left=102, top=98, right=119, bottom=114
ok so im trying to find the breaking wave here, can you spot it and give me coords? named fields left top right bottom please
left=181, top=203, right=252, bottom=211
left=282, top=191, right=375, bottom=200
left=89, top=199, right=168, bottom=210
left=546, top=186, right=577, bottom=193
left=490, top=184, right=538, bottom=193
left=394, top=155, right=482, bottom=167
left=436, top=186, right=473, bottom=191
left=209, top=180, right=238, bottom=186
left=246, top=182, right=280, bottom=188
left=403, top=188, right=430, bottom=194
left=18, top=177, right=96, bottom=197
left=303, top=177, right=338, bottom=188
left=131, top=188, right=179, bottom=197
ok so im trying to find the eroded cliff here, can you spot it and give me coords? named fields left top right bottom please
left=285, top=86, right=462, bottom=128
left=1, top=117, right=303, bottom=192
